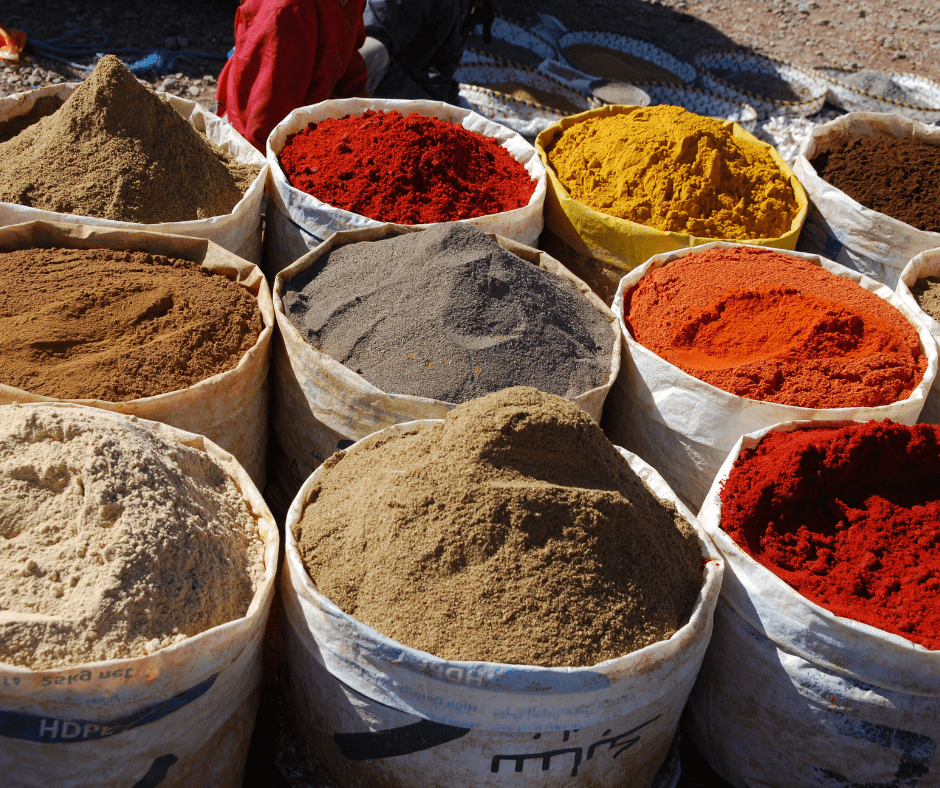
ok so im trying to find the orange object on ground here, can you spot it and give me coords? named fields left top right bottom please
left=0, top=25, right=26, bottom=62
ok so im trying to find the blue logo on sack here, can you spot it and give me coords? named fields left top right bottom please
left=0, top=673, right=217, bottom=743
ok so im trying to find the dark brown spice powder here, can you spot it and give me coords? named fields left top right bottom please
left=810, top=134, right=940, bottom=233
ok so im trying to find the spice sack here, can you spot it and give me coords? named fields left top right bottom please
left=897, top=249, right=940, bottom=424
left=0, top=404, right=279, bottom=788
left=268, top=224, right=620, bottom=516
left=0, top=70, right=266, bottom=264
left=686, top=419, right=940, bottom=788
left=280, top=395, right=723, bottom=788
left=793, top=111, right=940, bottom=290
left=263, top=98, right=546, bottom=276
left=0, top=220, right=273, bottom=489
left=535, top=104, right=808, bottom=276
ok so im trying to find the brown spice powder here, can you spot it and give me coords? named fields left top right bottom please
left=297, top=387, right=703, bottom=668
left=0, top=55, right=259, bottom=223
left=0, top=247, right=263, bottom=401
left=810, top=135, right=940, bottom=233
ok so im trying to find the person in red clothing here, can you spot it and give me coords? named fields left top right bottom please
left=216, top=0, right=370, bottom=151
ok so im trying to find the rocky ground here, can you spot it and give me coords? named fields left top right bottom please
left=2, top=0, right=939, bottom=109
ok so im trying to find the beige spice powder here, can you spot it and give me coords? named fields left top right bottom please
left=297, top=387, right=704, bottom=668
left=912, top=275, right=940, bottom=324
left=0, top=405, right=265, bottom=670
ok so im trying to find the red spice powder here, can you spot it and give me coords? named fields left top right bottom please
left=277, top=109, right=536, bottom=224
left=624, top=246, right=926, bottom=408
left=719, top=421, right=940, bottom=650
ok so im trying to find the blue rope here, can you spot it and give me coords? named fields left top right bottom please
left=23, top=27, right=227, bottom=75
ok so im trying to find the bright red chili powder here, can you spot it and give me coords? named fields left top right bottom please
left=277, top=109, right=536, bottom=224
left=720, top=421, right=940, bottom=649
left=624, top=246, right=926, bottom=408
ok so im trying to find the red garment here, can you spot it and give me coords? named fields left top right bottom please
left=217, top=0, right=369, bottom=151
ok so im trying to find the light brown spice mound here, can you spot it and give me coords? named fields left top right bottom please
left=297, top=386, right=703, bottom=668
left=0, top=247, right=263, bottom=401
left=912, top=275, right=940, bottom=324
left=0, top=55, right=259, bottom=223
left=0, top=405, right=265, bottom=670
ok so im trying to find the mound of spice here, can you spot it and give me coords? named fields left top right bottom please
left=810, top=135, right=940, bottom=233
left=912, top=275, right=940, bottom=324
left=0, top=55, right=259, bottom=223
left=282, top=223, right=613, bottom=403
left=0, top=247, right=263, bottom=401
left=277, top=109, right=536, bottom=224
left=0, top=94, right=63, bottom=144
left=0, top=405, right=265, bottom=669
left=545, top=105, right=799, bottom=240
left=297, top=387, right=704, bottom=667
left=719, top=421, right=940, bottom=650
left=624, top=246, right=926, bottom=409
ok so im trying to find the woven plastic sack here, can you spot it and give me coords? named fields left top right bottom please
left=557, top=30, right=697, bottom=85
left=263, top=97, right=546, bottom=277
left=455, top=61, right=601, bottom=138
left=280, top=418, right=723, bottom=788
left=793, top=111, right=940, bottom=290
left=694, top=49, right=827, bottom=120
left=0, top=85, right=267, bottom=264
left=0, top=404, right=279, bottom=788
left=0, top=220, right=273, bottom=488
left=535, top=104, right=808, bottom=278
left=267, top=225, right=621, bottom=516
left=896, top=249, right=940, bottom=425
left=686, top=419, right=940, bottom=788
left=816, top=68, right=940, bottom=123
left=603, top=241, right=938, bottom=512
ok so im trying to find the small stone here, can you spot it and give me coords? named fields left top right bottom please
left=188, top=85, right=201, bottom=97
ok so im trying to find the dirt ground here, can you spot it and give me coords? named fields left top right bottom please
left=2, top=0, right=939, bottom=108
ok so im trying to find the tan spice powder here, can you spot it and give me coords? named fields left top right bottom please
left=297, top=387, right=703, bottom=668
left=0, top=55, right=259, bottom=223
left=0, top=247, right=263, bottom=401
left=912, top=275, right=940, bottom=324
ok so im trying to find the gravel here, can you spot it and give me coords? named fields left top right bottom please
left=2, top=0, right=938, bottom=111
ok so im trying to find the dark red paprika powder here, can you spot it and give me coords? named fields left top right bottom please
left=277, top=109, right=536, bottom=225
left=719, top=420, right=940, bottom=649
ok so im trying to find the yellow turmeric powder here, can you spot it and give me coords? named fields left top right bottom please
left=546, top=105, right=798, bottom=240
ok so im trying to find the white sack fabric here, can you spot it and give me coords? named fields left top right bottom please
left=686, top=419, right=940, bottom=788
